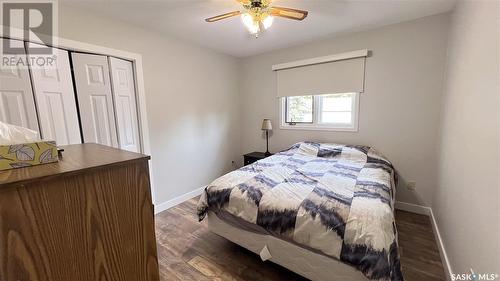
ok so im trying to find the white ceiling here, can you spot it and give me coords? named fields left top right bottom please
left=60, top=0, right=456, bottom=57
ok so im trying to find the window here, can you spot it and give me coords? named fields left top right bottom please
left=281, top=93, right=359, bottom=131
left=285, top=95, right=313, bottom=123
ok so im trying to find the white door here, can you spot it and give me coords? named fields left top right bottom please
left=0, top=38, right=39, bottom=132
left=72, top=53, right=118, bottom=147
left=109, top=57, right=141, bottom=153
left=27, top=43, right=81, bottom=145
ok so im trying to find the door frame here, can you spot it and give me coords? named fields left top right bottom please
left=1, top=28, right=156, bottom=202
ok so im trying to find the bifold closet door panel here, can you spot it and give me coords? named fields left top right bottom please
left=0, top=38, right=39, bottom=132
left=109, top=57, right=141, bottom=153
left=27, top=43, right=81, bottom=145
left=72, top=53, right=118, bottom=148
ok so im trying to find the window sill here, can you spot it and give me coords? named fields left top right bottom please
left=279, top=124, right=358, bottom=132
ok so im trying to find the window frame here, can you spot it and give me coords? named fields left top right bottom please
left=280, top=92, right=359, bottom=132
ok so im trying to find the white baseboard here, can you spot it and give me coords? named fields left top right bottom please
left=395, top=201, right=431, bottom=215
left=154, top=186, right=206, bottom=215
left=429, top=208, right=453, bottom=281
left=395, top=201, right=453, bottom=281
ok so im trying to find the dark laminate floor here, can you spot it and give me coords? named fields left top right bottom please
left=155, top=197, right=446, bottom=281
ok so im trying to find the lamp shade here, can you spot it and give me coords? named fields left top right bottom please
left=261, top=119, right=272, bottom=131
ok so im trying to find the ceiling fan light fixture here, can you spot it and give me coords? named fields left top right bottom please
left=241, top=12, right=253, bottom=27
left=205, top=0, right=308, bottom=38
left=241, top=12, right=260, bottom=35
left=247, top=21, right=260, bottom=36
left=262, top=14, right=274, bottom=29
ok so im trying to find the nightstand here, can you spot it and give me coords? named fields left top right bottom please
left=243, top=152, right=272, bottom=166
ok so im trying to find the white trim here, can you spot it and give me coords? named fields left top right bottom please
left=429, top=208, right=453, bottom=281
left=395, top=201, right=453, bottom=281
left=154, top=186, right=206, bottom=215
left=272, top=49, right=369, bottom=71
left=394, top=201, right=431, bottom=215
left=1, top=27, right=155, bottom=202
left=279, top=93, right=359, bottom=132
left=279, top=124, right=358, bottom=132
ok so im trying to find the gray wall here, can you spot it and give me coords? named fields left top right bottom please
left=58, top=5, right=242, bottom=205
left=239, top=14, right=450, bottom=206
left=434, top=0, right=500, bottom=274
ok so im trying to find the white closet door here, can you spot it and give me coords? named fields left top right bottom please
left=72, top=53, right=118, bottom=147
left=0, top=38, right=39, bottom=132
left=109, top=57, right=141, bottom=153
left=27, top=43, right=81, bottom=145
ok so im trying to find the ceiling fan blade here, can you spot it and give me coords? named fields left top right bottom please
left=205, top=11, right=241, bottom=22
left=235, top=0, right=251, bottom=5
left=270, top=7, right=308, bottom=21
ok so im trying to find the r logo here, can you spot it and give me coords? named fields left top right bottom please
left=2, top=2, right=53, bottom=54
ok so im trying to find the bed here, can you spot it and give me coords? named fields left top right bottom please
left=197, top=142, right=404, bottom=281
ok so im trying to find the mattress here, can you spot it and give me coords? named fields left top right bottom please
left=198, top=142, right=404, bottom=281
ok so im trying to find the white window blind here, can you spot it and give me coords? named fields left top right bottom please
left=274, top=50, right=367, bottom=98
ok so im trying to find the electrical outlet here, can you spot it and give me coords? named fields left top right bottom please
left=407, top=181, right=416, bottom=191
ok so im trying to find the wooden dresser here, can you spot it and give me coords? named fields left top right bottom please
left=0, top=144, right=159, bottom=281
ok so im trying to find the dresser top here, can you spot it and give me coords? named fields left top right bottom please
left=0, top=143, right=150, bottom=187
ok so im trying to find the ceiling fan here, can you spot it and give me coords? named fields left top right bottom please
left=205, top=0, right=308, bottom=37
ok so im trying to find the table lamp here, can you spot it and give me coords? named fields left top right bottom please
left=261, top=119, right=272, bottom=156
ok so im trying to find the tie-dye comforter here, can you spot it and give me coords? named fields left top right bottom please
left=197, top=142, right=404, bottom=281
